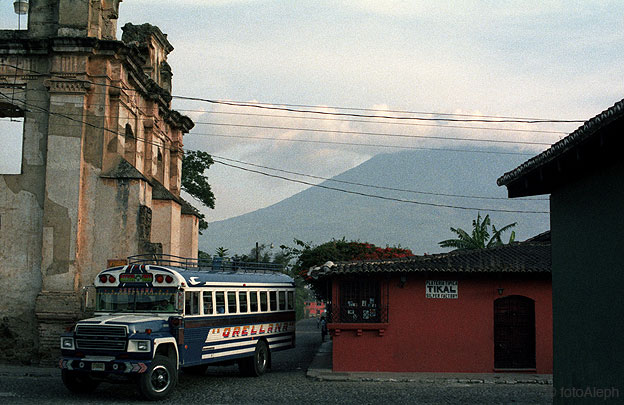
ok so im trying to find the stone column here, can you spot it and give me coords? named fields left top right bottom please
left=36, top=66, right=92, bottom=364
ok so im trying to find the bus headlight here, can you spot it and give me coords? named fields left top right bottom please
left=128, top=340, right=151, bottom=352
left=61, top=337, right=75, bottom=350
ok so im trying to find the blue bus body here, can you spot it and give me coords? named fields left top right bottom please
left=59, top=256, right=296, bottom=399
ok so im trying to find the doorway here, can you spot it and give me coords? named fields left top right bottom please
left=494, top=295, right=536, bottom=369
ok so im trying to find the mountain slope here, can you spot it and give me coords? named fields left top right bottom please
left=199, top=150, right=549, bottom=256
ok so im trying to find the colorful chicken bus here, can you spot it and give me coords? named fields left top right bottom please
left=59, top=255, right=296, bottom=400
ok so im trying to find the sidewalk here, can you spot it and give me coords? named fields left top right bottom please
left=306, top=340, right=552, bottom=385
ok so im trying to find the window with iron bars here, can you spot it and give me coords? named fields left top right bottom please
left=330, top=279, right=388, bottom=323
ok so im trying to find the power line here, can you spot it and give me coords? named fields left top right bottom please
left=186, top=110, right=570, bottom=135
left=0, top=87, right=571, bottom=140
left=198, top=122, right=554, bottom=146
left=0, top=93, right=540, bottom=156
left=187, top=99, right=580, bottom=122
left=2, top=93, right=549, bottom=214
left=211, top=159, right=549, bottom=214
left=192, top=132, right=538, bottom=156
left=0, top=62, right=584, bottom=124
left=175, top=96, right=585, bottom=124
left=210, top=154, right=549, bottom=202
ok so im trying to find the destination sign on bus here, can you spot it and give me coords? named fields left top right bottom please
left=119, top=273, right=154, bottom=283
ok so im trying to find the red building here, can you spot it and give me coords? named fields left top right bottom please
left=308, top=233, right=552, bottom=373
left=304, top=301, right=326, bottom=318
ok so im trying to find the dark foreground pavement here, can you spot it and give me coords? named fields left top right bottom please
left=0, top=318, right=554, bottom=404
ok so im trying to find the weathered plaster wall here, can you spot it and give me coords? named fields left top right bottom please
left=0, top=57, right=50, bottom=363
left=0, top=1, right=198, bottom=364
left=152, top=200, right=181, bottom=257
left=179, top=214, right=199, bottom=259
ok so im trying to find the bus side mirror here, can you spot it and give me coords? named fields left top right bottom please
left=81, top=286, right=96, bottom=312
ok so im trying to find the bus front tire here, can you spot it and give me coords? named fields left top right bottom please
left=61, top=370, right=100, bottom=393
left=239, top=340, right=269, bottom=377
left=138, top=355, right=177, bottom=400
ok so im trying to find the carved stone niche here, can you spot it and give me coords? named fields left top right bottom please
left=121, top=23, right=174, bottom=91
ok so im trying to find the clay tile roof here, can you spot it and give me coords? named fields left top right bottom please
left=497, top=98, right=624, bottom=187
left=308, top=235, right=550, bottom=278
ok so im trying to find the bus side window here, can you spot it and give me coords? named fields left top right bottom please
left=239, top=291, right=248, bottom=313
left=287, top=291, right=294, bottom=310
left=269, top=291, right=277, bottom=311
left=260, top=291, right=268, bottom=312
left=250, top=291, right=258, bottom=312
left=185, top=291, right=200, bottom=315
left=215, top=291, right=225, bottom=314
left=278, top=291, right=286, bottom=311
left=203, top=291, right=213, bottom=315
left=227, top=291, right=237, bottom=314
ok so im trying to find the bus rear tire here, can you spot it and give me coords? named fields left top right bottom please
left=61, top=370, right=100, bottom=393
left=239, top=340, right=269, bottom=377
left=138, top=355, right=177, bottom=400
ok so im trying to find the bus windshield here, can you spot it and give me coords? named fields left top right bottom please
left=96, top=287, right=178, bottom=313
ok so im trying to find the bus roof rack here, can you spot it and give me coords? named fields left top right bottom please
left=127, top=254, right=284, bottom=273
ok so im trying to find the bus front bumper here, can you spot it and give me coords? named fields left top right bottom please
left=59, top=357, right=151, bottom=374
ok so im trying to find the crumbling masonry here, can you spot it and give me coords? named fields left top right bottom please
left=0, top=0, right=200, bottom=364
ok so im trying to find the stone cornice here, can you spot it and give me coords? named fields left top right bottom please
left=43, top=78, right=91, bottom=94
left=0, top=35, right=193, bottom=132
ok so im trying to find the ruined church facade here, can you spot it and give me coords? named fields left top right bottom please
left=0, top=0, right=200, bottom=363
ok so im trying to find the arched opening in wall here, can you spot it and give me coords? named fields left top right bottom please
left=494, top=295, right=536, bottom=369
left=124, top=123, right=136, bottom=162
left=0, top=101, right=24, bottom=174
left=156, top=147, right=163, bottom=182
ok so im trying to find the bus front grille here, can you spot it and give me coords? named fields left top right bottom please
left=75, top=338, right=127, bottom=351
left=75, top=325, right=127, bottom=351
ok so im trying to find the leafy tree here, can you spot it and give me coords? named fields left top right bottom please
left=282, top=238, right=413, bottom=301
left=438, top=213, right=516, bottom=251
left=198, top=250, right=212, bottom=261
left=181, top=150, right=215, bottom=232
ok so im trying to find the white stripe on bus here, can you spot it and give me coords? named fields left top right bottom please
left=201, top=347, right=254, bottom=359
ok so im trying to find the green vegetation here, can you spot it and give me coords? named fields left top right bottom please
left=211, top=239, right=413, bottom=319
left=438, top=213, right=516, bottom=251
left=281, top=238, right=413, bottom=302
left=181, top=150, right=215, bottom=232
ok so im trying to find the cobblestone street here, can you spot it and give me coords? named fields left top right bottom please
left=0, top=319, right=553, bottom=404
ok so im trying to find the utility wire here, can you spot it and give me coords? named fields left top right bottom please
left=0, top=62, right=584, bottom=124
left=186, top=110, right=570, bottom=135
left=192, top=132, right=538, bottom=156
left=175, top=96, right=584, bottom=124
left=2, top=93, right=549, bottom=214
left=210, top=154, right=549, bottom=202
left=211, top=159, right=549, bottom=214
left=198, top=122, right=554, bottom=146
left=182, top=98, right=580, bottom=122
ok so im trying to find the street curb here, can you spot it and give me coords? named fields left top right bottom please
left=306, top=340, right=552, bottom=385
left=0, top=365, right=60, bottom=378
left=308, top=371, right=553, bottom=385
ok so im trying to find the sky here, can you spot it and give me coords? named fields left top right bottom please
left=1, top=1, right=624, bottom=221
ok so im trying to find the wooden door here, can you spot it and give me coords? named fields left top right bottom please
left=494, top=295, right=536, bottom=369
